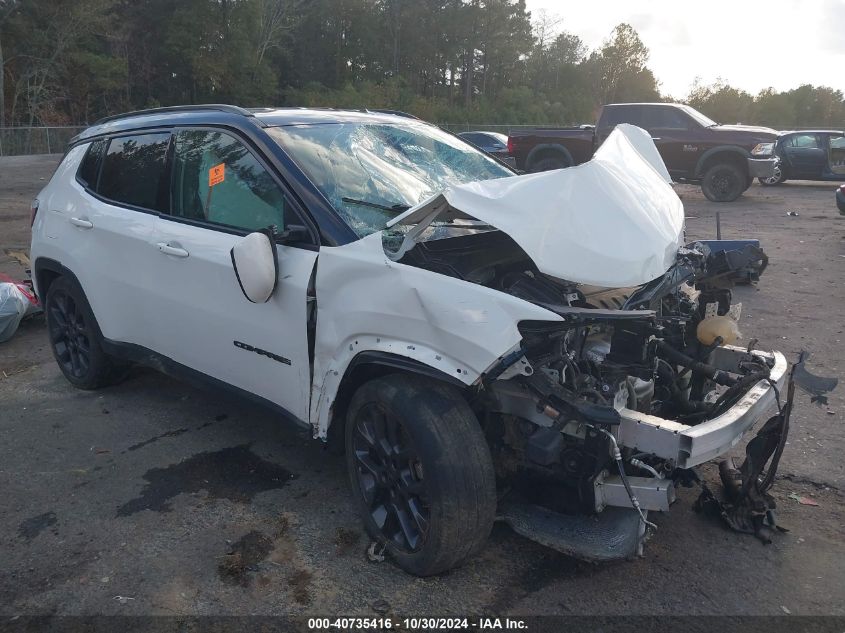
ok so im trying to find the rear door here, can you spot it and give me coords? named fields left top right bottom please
left=50, top=132, right=170, bottom=349
left=148, top=127, right=317, bottom=422
left=783, top=133, right=826, bottom=178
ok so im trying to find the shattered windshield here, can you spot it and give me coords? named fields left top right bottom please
left=268, top=121, right=513, bottom=237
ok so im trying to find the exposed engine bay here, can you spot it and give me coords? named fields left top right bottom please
left=397, top=227, right=788, bottom=559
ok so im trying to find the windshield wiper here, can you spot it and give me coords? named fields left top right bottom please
left=342, top=197, right=410, bottom=213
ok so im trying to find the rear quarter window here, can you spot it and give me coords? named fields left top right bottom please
left=76, top=139, right=107, bottom=189
left=98, top=133, right=171, bottom=212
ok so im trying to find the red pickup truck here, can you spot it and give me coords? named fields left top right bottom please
left=508, top=103, right=778, bottom=202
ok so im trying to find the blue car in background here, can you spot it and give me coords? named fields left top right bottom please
left=760, top=129, right=845, bottom=185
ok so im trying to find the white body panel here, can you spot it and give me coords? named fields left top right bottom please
left=147, top=217, right=316, bottom=422
left=308, top=233, right=562, bottom=438
left=31, top=143, right=159, bottom=350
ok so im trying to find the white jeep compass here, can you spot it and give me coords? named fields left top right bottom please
left=31, top=105, right=789, bottom=575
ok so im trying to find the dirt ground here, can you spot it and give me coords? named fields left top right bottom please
left=1, top=154, right=843, bottom=617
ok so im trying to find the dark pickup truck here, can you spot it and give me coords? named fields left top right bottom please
left=508, top=103, right=779, bottom=202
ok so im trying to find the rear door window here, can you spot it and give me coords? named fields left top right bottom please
left=170, top=129, right=286, bottom=233
left=98, top=133, right=171, bottom=212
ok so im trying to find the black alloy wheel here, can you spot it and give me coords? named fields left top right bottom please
left=48, top=288, right=92, bottom=380
left=45, top=276, right=128, bottom=389
left=702, top=163, right=745, bottom=202
left=351, top=402, right=430, bottom=552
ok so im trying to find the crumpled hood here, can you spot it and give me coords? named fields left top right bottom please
left=388, top=124, right=685, bottom=288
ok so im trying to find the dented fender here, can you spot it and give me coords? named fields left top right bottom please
left=309, top=233, right=561, bottom=438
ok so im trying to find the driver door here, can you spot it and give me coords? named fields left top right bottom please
left=148, top=128, right=317, bottom=423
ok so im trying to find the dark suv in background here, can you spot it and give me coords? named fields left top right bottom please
left=508, top=102, right=778, bottom=202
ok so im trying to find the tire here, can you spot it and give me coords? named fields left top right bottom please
left=701, top=163, right=746, bottom=202
left=758, top=161, right=786, bottom=186
left=45, top=276, right=128, bottom=389
left=529, top=155, right=570, bottom=173
left=345, top=373, right=496, bottom=576
left=743, top=175, right=754, bottom=192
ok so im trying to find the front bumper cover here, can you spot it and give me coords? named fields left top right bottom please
left=616, top=346, right=788, bottom=468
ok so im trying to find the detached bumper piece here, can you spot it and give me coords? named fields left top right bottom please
left=499, top=503, right=647, bottom=562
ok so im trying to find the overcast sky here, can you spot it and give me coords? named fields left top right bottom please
left=524, top=0, right=845, bottom=97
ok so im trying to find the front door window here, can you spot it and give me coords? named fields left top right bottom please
left=171, top=130, right=286, bottom=232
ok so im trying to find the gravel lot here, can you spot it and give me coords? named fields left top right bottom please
left=1, top=154, right=843, bottom=617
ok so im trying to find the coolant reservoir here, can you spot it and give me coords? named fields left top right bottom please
left=696, top=315, right=741, bottom=346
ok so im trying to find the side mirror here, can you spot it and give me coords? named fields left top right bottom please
left=230, top=230, right=278, bottom=303
left=276, top=224, right=310, bottom=245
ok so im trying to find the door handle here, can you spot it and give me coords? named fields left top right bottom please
left=69, top=217, right=93, bottom=229
left=156, top=242, right=190, bottom=258
left=651, top=137, right=662, bottom=141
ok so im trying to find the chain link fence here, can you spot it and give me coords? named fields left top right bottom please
left=0, top=126, right=87, bottom=156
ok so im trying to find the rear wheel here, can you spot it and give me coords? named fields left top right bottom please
left=701, top=163, right=746, bottom=202
left=345, top=374, right=496, bottom=576
left=529, top=154, right=571, bottom=173
left=45, top=276, right=127, bottom=389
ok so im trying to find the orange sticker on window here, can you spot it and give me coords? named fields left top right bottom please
left=208, top=163, right=225, bottom=187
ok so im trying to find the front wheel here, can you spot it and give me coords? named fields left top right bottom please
left=345, top=374, right=496, bottom=576
left=701, top=163, right=746, bottom=202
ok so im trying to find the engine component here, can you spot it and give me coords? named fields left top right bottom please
left=697, top=315, right=740, bottom=346
left=594, top=472, right=675, bottom=512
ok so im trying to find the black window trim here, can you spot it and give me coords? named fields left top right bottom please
left=159, top=124, right=319, bottom=251
left=74, top=138, right=108, bottom=191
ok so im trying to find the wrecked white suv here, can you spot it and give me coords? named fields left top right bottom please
left=31, top=106, right=786, bottom=576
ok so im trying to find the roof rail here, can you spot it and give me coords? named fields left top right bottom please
left=92, top=104, right=255, bottom=126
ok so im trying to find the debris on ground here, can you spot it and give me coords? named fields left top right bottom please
left=113, top=595, right=135, bottom=604
left=4, top=249, right=31, bottom=267
left=788, top=493, right=820, bottom=507
left=0, top=274, right=40, bottom=343
left=695, top=351, right=836, bottom=542
left=366, top=541, right=386, bottom=563
left=786, top=211, right=799, bottom=216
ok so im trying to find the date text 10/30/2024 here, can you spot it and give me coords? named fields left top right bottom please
left=307, top=617, right=528, bottom=630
